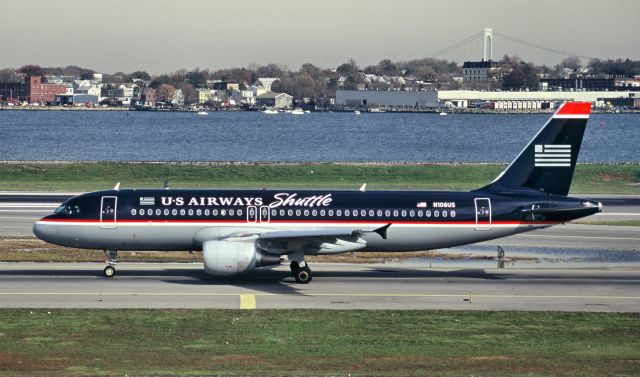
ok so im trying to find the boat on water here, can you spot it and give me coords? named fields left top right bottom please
left=439, top=111, right=448, bottom=116
left=263, top=109, right=278, bottom=114
left=354, top=110, right=361, bottom=115
left=197, top=111, right=208, bottom=115
left=291, top=108, right=305, bottom=115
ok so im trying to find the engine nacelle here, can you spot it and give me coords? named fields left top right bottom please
left=203, top=240, right=281, bottom=276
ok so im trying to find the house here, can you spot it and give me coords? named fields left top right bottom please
left=231, top=89, right=256, bottom=105
left=256, top=92, right=293, bottom=109
left=197, top=89, right=211, bottom=103
left=253, top=78, right=279, bottom=92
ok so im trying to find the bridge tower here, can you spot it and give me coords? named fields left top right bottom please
left=483, top=28, right=493, bottom=61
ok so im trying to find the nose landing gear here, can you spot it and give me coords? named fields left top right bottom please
left=290, top=260, right=312, bottom=284
left=103, top=250, right=118, bottom=278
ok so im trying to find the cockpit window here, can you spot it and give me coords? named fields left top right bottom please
left=54, top=205, right=80, bottom=216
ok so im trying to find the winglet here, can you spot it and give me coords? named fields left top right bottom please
left=373, top=223, right=391, bottom=240
left=359, top=183, right=367, bottom=192
left=113, top=182, right=120, bottom=191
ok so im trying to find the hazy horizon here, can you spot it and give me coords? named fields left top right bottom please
left=1, top=0, right=639, bottom=75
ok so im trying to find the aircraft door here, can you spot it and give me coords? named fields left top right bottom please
left=247, top=206, right=257, bottom=223
left=259, top=206, right=270, bottom=223
left=100, top=196, right=118, bottom=229
left=247, top=205, right=270, bottom=223
left=474, top=198, right=491, bottom=231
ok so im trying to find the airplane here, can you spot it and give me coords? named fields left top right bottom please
left=33, top=102, right=602, bottom=283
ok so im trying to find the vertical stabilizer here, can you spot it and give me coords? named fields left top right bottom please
left=479, top=102, right=591, bottom=196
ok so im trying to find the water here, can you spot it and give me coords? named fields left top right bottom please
left=0, top=110, right=638, bottom=162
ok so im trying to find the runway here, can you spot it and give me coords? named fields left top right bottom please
left=1, top=192, right=639, bottom=312
left=0, top=262, right=638, bottom=311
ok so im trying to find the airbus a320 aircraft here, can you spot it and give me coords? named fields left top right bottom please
left=34, top=102, right=601, bottom=283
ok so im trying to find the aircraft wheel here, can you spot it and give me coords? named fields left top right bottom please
left=294, top=266, right=312, bottom=284
left=103, top=265, right=116, bottom=278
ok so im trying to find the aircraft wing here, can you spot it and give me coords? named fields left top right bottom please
left=220, top=224, right=391, bottom=255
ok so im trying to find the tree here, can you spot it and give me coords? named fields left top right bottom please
left=17, top=64, right=46, bottom=79
left=336, top=59, right=359, bottom=75
left=157, top=84, right=176, bottom=103
left=0, top=68, right=22, bottom=83
left=130, top=71, right=151, bottom=81
left=560, top=56, right=581, bottom=71
left=502, top=61, right=539, bottom=90
left=185, top=69, right=207, bottom=88
left=178, top=83, right=198, bottom=105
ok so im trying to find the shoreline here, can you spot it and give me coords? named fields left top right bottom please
left=1, top=106, right=638, bottom=114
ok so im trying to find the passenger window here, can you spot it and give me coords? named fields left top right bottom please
left=156, top=209, right=162, bottom=216
left=288, top=209, right=293, bottom=216
left=213, top=209, right=218, bottom=216
left=393, top=210, right=399, bottom=217
left=385, top=210, right=390, bottom=217
left=426, top=210, right=431, bottom=217
left=328, top=210, right=334, bottom=216
left=418, top=210, right=423, bottom=217
left=271, top=209, right=277, bottom=217
left=320, top=210, right=326, bottom=216
left=377, top=210, right=382, bottom=217
left=312, top=210, right=317, bottom=216
left=296, top=209, right=301, bottom=216
left=369, top=210, right=374, bottom=217
left=147, top=209, right=153, bottom=216
left=131, top=209, right=137, bottom=216
left=196, top=209, right=202, bottom=216
left=345, top=210, right=350, bottom=216
left=237, top=209, right=243, bottom=216
left=401, top=210, right=407, bottom=217
left=221, top=209, right=226, bottom=216
left=179, top=209, right=185, bottom=216
left=443, top=211, right=448, bottom=217
left=434, top=211, right=440, bottom=218
left=188, top=209, right=194, bottom=216
left=450, top=210, right=456, bottom=217
left=337, top=210, right=342, bottom=216
left=304, top=210, right=309, bottom=216
left=229, top=209, right=235, bottom=216
left=172, top=209, right=178, bottom=216
left=280, top=209, right=285, bottom=216
left=409, top=210, right=415, bottom=217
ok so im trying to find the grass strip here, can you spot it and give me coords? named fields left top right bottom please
left=0, top=309, right=638, bottom=376
left=0, top=162, right=638, bottom=193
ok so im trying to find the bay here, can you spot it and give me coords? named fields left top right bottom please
left=0, top=110, right=638, bottom=163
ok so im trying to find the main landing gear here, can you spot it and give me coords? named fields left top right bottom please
left=103, top=249, right=118, bottom=278
left=290, top=261, right=312, bottom=284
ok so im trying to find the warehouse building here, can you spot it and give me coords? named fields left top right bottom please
left=335, top=90, right=438, bottom=108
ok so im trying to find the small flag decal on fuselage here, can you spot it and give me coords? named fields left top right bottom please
left=417, top=202, right=427, bottom=208
left=139, top=197, right=155, bottom=206
left=534, top=144, right=571, bottom=167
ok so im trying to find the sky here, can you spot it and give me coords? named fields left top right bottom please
left=1, top=0, right=639, bottom=74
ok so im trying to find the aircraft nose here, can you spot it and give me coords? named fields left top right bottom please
left=33, top=221, right=53, bottom=242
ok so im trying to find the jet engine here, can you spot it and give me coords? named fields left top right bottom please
left=202, top=240, right=281, bottom=276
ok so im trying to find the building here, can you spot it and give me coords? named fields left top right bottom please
left=29, top=76, right=69, bottom=104
left=437, top=90, right=640, bottom=109
left=253, top=78, right=279, bottom=92
left=540, top=78, right=616, bottom=91
left=197, top=89, right=212, bottom=104
left=335, top=90, right=438, bottom=108
left=211, top=81, right=240, bottom=91
left=462, top=60, right=504, bottom=83
left=53, top=94, right=99, bottom=106
left=0, top=81, right=29, bottom=102
left=256, top=92, right=293, bottom=109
